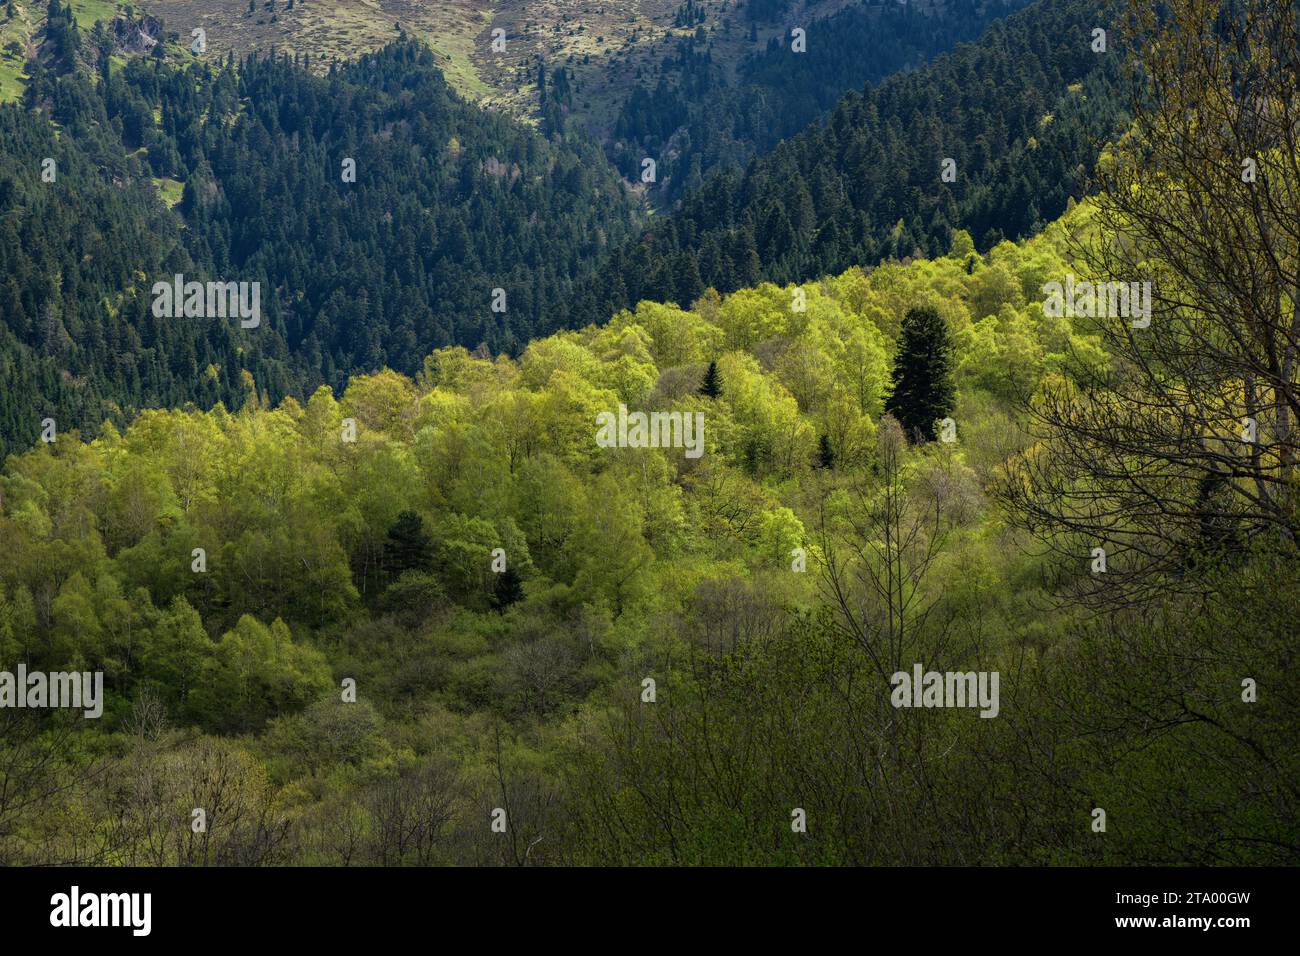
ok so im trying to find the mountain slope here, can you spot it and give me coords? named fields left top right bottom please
left=4, top=197, right=1294, bottom=867
left=556, top=0, right=1128, bottom=329
left=607, top=0, right=1035, bottom=204
left=0, top=30, right=641, bottom=455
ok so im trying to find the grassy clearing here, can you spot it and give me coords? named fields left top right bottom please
left=420, top=6, right=491, bottom=103
left=68, top=0, right=119, bottom=29
left=0, top=1, right=32, bottom=104
left=153, top=175, right=184, bottom=207
left=0, top=1, right=124, bottom=102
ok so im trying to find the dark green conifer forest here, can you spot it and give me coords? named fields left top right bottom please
left=1, top=23, right=643, bottom=456
left=558, top=0, right=1131, bottom=330
left=608, top=0, right=1036, bottom=204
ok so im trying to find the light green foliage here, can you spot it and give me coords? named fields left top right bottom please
left=2, top=205, right=1231, bottom=867
left=190, top=615, right=333, bottom=734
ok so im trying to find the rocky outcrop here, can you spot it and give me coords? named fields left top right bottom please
left=110, top=14, right=163, bottom=54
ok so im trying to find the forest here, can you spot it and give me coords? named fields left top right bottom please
left=1, top=14, right=641, bottom=457
left=558, top=0, right=1131, bottom=328
left=606, top=0, right=1035, bottom=203
left=0, top=0, right=1296, bottom=869
left=2, top=203, right=1295, bottom=863
left=1, top=0, right=1122, bottom=458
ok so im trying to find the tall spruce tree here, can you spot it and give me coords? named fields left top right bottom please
left=699, top=360, right=722, bottom=399
left=383, top=511, right=434, bottom=578
left=493, top=566, right=525, bottom=611
left=817, top=434, right=835, bottom=470
left=888, top=306, right=955, bottom=442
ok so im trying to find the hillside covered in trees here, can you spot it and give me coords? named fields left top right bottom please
left=559, top=0, right=1130, bottom=328
left=608, top=0, right=1034, bottom=203
left=1, top=0, right=1124, bottom=459
left=1, top=0, right=1296, bottom=877
left=0, top=19, right=640, bottom=457
left=2, top=201, right=1293, bottom=864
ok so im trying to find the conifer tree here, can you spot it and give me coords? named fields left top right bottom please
left=383, top=511, right=434, bottom=578
left=699, top=360, right=721, bottom=399
left=817, top=434, right=835, bottom=470
left=888, top=305, right=955, bottom=442
left=493, top=566, right=525, bottom=611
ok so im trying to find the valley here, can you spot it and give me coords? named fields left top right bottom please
left=0, top=0, right=1294, bottom=880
